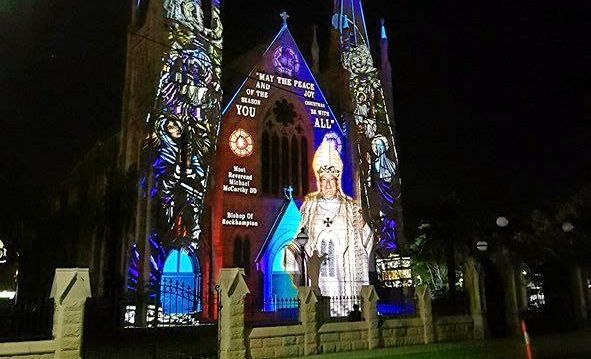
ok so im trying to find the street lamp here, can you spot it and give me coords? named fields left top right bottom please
left=476, top=240, right=489, bottom=253
left=562, top=222, right=574, bottom=233
left=295, top=228, right=309, bottom=287
left=496, top=216, right=509, bottom=228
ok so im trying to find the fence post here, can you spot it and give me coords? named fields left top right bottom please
left=50, top=268, right=92, bottom=359
left=218, top=268, right=250, bottom=359
left=360, top=285, right=380, bottom=349
left=297, top=286, right=320, bottom=355
left=416, top=285, right=435, bottom=344
left=464, top=257, right=486, bottom=339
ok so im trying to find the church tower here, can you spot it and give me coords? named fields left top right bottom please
left=331, top=0, right=405, bottom=255
left=118, top=0, right=223, bottom=323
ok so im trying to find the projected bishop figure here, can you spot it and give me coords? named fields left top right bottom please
left=297, top=138, right=373, bottom=299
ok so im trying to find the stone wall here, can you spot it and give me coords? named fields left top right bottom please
left=0, top=341, right=55, bottom=359
left=243, top=313, right=474, bottom=359
left=318, top=322, right=368, bottom=353
left=381, top=317, right=425, bottom=347
left=248, top=325, right=305, bottom=358
left=217, top=270, right=478, bottom=359
left=435, top=315, right=474, bottom=342
left=0, top=269, right=91, bottom=359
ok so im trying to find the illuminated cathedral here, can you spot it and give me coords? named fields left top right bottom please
left=117, top=0, right=404, bottom=321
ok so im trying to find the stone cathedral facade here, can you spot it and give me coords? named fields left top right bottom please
left=112, top=0, right=402, bottom=320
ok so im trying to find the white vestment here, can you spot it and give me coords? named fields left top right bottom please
left=299, top=193, right=372, bottom=299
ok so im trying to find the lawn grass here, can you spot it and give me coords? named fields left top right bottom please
left=298, top=339, right=524, bottom=359
left=293, top=331, right=591, bottom=359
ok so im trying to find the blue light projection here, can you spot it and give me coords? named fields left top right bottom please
left=256, top=196, right=301, bottom=308
left=127, top=234, right=167, bottom=296
left=161, top=248, right=200, bottom=314
left=376, top=302, right=415, bottom=316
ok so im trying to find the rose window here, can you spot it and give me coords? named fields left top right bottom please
left=229, top=128, right=254, bottom=157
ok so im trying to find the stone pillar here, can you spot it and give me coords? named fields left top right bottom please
left=499, top=254, right=521, bottom=336
left=218, top=268, right=250, bottom=359
left=360, top=285, right=380, bottom=349
left=50, top=268, right=92, bottom=359
left=416, top=285, right=434, bottom=344
left=297, top=286, right=320, bottom=355
left=570, top=263, right=588, bottom=329
left=464, top=257, right=485, bottom=339
left=516, top=268, right=528, bottom=314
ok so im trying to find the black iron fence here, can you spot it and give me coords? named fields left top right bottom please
left=0, top=299, right=54, bottom=343
left=85, top=295, right=214, bottom=331
left=244, top=294, right=299, bottom=327
left=83, top=326, right=218, bottom=359
left=319, top=296, right=364, bottom=322
left=431, top=290, right=469, bottom=316
left=154, top=278, right=203, bottom=327
left=84, top=295, right=217, bottom=359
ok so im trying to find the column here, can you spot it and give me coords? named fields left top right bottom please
left=464, top=257, right=485, bottom=339
left=500, top=252, right=521, bottom=336
left=50, top=268, right=92, bottom=359
left=218, top=268, right=250, bottom=359
left=297, top=287, right=320, bottom=355
left=570, top=263, right=588, bottom=329
left=416, top=285, right=434, bottom=344
left=360, top=285, right=380, bottom=349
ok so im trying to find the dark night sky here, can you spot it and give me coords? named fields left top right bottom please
left=1, top=0, right=590, bottom=222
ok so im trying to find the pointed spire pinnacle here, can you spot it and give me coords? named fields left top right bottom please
left=378, top=18, right=394, bottom=128
left=280, top=11, right=289, bottom=26
left=379, top=18, right=391, bottom=65
left=311, top=24, right=320, bottom=74
left=333, top=0, right=369, bottom=47
left=380, top=18, right=388, bottom=40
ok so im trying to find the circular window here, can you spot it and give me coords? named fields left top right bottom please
left=229, top=128, right=254, bottom=157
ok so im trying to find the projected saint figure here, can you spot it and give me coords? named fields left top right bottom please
left=150, top=114, right=203, bottom=245
left=298, top=139, right=373, bottom=299
left=370, top=135, right=399, bottom=250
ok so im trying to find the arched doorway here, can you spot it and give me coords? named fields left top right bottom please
left=160, top=248, right=201, bottom=315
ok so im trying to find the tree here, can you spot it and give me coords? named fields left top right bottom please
left=410, top=192, right=473, bottom=301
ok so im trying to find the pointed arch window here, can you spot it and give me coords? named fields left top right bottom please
left=262, top=131, right=270, bottom=194
left=233, top=236, right=251, bottom=275
left=320, top=240, right=327, bottom=277
left=161, top=249, right=201, bottom=315
left=281, top=136, right=290, bottom=194
left=328, top=240, right=335, bottom=277
left=271, top=134, right=280, bottom=195
left=291, top=135, right=300, bottom=196
left=301, top=137, right=309, bottom=195
left=262, top=98, right=310, bottom=197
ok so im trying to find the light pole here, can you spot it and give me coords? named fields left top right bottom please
left=295, top=228, right=309, bottom=287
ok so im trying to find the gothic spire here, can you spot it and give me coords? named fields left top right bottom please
left=332, top=0, right=370, bottom=48
left=379, top=18, right=394, bottom=118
